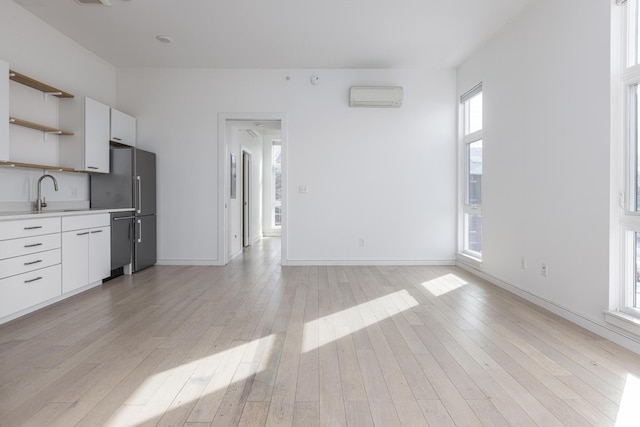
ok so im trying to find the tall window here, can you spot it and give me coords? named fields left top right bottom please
left=460, top=85, right=483, bottom=258
left=272, top=141, right=282, bottom=228
left=619, top=0, right=640, bottom=317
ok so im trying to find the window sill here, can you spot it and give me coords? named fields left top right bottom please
left=604, top=310, right=640, bottom=337
left=456, top=252, right=482, bottom=270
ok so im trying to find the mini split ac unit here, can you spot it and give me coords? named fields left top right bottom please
left=349, top=86, right=403, bottom=108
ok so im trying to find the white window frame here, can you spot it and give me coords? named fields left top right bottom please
left=271, top=140, right=282, bottom=229
left=613, top=0, right=640, bottom=323
left=459, top=84, right=483, bottom=260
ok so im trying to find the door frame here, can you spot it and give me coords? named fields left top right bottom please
left=242, top=148, right=251, bottom=248
left=218, top=112, right=288, bottom=265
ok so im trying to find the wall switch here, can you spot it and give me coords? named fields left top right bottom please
left=299, top=185, right=308, bottom=194
left=359, top=238, right=365, bottom=247
left=541, top=263, right=548, bottom=277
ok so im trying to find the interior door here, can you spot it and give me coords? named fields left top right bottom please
left=243, top=151, right=251, bottom=247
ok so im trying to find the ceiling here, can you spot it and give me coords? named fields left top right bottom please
left=14, top=0, right=534, bottom=69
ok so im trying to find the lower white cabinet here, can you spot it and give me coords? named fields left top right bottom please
left=62, top=214, right=110, bottom=294
left=0, top=265, right=61, bottom=319
left=0, top=217, right=62, bottom=319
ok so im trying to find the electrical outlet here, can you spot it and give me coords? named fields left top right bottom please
left=541, top=263, right=548, bottom=277
left=359, top=238, right=365, bottom=247
left=521, top=257, right=527, bottom=270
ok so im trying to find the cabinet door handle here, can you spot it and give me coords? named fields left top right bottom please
left=24, top=276, right=43, bottom=284
left=24, top=243, right=43, bottom=248
left=24, top=259, right=43, bottom=266
left=87, top=166, right=99, bottom=170
left=91, top=230, right=103, bottom=234
left=24, top=226, right=43, bottom=230
left=112, top=137, right=122, bottom=141
left=77, top=231, right=90, bottom=236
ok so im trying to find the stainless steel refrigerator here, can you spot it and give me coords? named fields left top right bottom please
left=90, top=147, right=157, bottom=273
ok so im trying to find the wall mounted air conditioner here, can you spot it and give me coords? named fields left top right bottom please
left=349, top=86, right=403, bottom=108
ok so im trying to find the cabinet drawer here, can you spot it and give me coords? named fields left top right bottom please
left=0, top=217, right=61, bottom=240
left=0, top=233, right=61, bottom=261
left=62, top=213, right=110, bottom=232
left=0, top=264, right=61, bottom=319
left=0, top=249, right=61, bottom=280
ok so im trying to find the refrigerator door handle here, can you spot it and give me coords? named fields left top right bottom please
left=136, top=176, right=142, bottom=214
left=137, top=219, right=142, bottom=243
left=113, top=216, right=136, bottom=221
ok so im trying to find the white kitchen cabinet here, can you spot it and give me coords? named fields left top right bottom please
left=59, top=96, right=110, bottom=173
left=0, top=217, right=62, bottom=319
left=88, top=227, right=110, bottom=284
left=110, top=108, right=136, bottom=146
left=61, top=214, right=110, bottom=293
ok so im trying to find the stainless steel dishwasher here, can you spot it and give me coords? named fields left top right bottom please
left=109, top=211, right=134, bottom=277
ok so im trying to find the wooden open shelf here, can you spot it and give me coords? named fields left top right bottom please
left=9, top=117, right=74, bottom=136
left=0, top=160, right=77, bottom=172
left=9, top=70, right=74, bottom=98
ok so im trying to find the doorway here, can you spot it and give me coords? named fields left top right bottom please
left=242, top=150, right=251, bottom=248
left=218, top=113, right=288, bottom=265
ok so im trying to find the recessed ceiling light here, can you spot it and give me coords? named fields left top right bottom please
left=156, top=35, right=173, bottom=44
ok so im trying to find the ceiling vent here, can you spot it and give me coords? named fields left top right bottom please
left=75, top=0, right=112, bottom=5
left=349, top=86, right=403, bottom=108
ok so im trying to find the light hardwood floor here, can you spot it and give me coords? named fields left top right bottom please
left=1, top=237, right=639, bottom=426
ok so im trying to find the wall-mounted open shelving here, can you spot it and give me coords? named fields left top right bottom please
left=9, top=70, right=74, bottom=98
left=9, top=117, right=73, bottom=135
left=0, top=160, right=76, bottom=172
left=3, top=69, right=77, bottom=172
left=8, top=69, right=74, bottom=138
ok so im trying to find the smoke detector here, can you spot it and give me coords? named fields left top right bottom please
left=75, top=0, right=112, bottom=5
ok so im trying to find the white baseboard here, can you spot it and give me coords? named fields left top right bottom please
left=455, top=261, right=640, bottom=355
left=156, top=259, right=225, bottom=266
left=285, top=259, right=456, bottom=266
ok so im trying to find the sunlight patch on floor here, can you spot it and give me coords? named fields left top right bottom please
left=104, top=334, right=277, bottom=427
left=302, top=289, right=419, bottom=353
left=421, top=273, right=468, bottom=296
left=616, top=373, right=640, bottom=426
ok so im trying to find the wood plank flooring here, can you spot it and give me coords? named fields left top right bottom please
left=1, top=237, right=639, bottom=426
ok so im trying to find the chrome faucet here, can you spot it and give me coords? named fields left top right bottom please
left=34, top=174, right=59, bottom=212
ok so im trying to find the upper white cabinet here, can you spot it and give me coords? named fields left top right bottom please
left=84, top=97, right=110, bottom=173
left=110, top=108, right=136, bottom=147
left=60, top=96, right=110, bottom=173
left=0, top=59, right=8, bottom=161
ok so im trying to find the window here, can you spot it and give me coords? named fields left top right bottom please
left=460, top=85, right=483, bottom=258
left=272, top=141, right=282, bottom=228
left=617, top=0, right=640, bottom=318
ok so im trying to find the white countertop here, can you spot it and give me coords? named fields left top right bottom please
left=0, top=208, right=134, bottom=220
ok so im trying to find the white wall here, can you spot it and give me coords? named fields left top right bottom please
left=116, top=68, right=457, bottom=265
left=457, top=0, right=612, bottom=334
left=0, top=1, right=116, bottom=210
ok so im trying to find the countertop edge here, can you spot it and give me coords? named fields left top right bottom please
left=0, top=208, right=135, bottom=220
